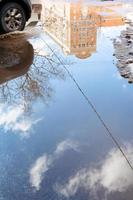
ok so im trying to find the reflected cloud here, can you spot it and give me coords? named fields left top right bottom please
left=30, top=154, right=51, bottom=191
left=0, top=104, right=42, bottom=137
left=55, top=144, right=133, bottom=199
left=54, top=139, right=79, bottom=156
left=29, top=139, right=79, bottom=190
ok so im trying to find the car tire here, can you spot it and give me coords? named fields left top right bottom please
left=0, top=2, right=26, bottom=33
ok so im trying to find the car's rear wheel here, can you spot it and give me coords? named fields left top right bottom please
left=0, top=3, right=26, bottom=33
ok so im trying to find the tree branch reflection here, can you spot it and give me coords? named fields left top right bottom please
left=0, top=34, right=66, bottom=113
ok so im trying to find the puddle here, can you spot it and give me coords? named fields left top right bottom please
left=0, top=1, right=133, bottom=200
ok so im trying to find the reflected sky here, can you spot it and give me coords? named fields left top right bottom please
left=0, top=1, right=133, bottom=200
left=55, top=144, right=133, bottom=200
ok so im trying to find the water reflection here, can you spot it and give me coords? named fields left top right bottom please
left=42, top=0, right=124, bottom=59
left=0, top=34, right=66, bottom=136
left=0, top=34, right=65, bottom=111
left=114, top=23, right=133, bottom=83
left=0, top=33, right=33, bottom=102
left=29, top=139, right=79, bottom=190
left=0, top=1, right=133, bottom=200
left=0, top=34, right=36, bottom=136
left=55, top=144, right=133, bottom=200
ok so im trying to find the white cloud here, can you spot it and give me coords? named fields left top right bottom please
left=54, top=139, right=79, bottom=157
left=29, top=139, right=79, bottom=190
left=0, top=104, right=41, bottom=137
left=14, top=120, right=33, bottom=132
left=0, top=104, right=23, bottom=126
left=29, top=154, right=52, bottom=190
left=55, top=144, right=133, bottom=198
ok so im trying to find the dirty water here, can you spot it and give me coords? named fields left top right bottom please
left=0, top=1, right=133, bottom=200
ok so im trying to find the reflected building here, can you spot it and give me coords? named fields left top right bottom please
left=41, top=0, right=124, bottom=59
left=68, top=1, right=97, bottom=59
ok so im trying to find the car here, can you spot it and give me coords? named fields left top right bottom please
left=0, top=0, right=32, bottom=33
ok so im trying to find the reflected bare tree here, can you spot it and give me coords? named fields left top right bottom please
left=0, top=33, right=66, bottom=113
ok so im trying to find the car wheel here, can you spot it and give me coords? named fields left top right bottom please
left=0, top=3, right=26, bottom=33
